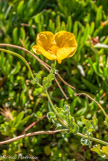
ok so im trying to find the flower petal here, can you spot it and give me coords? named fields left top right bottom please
left=55, top=31, right=77, bottom=48
left=57, top=47, right=76, bottom=64
left=32, top=31, right=77, bottom=63
left=36, top=31, right=54, bottom=50
left=32, top=45, right=57, bottom=60
left=32, top=45, right=42, bottom=55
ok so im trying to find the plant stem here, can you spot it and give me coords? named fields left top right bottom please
left=0, top=46, right=108, bottom=146
left=45, top=90, right=68, bottom=128
left=0, top=44, right=68, bottom=99
left=75, top=92, right=108, bottom=120
left=0, top=48, right=42, bottom=88
left=77, top=132, right=108, bottom=146
left=46, top=91, right=108, bottom=146
left=0, top=44, right=107, bottom=120
left=0, top=129, right=69, bottom=145
left=0, top=48, right=34, bottom=79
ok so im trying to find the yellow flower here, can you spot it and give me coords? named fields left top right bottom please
left=32, top=31, right=77, bottom=64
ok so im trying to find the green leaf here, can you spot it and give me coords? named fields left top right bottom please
left=92, top=115, right=98, bottom=127
left=81, top=77, right=98, bottom=91
left=33, top=87, right=43, bottom=96
left=82, top=24, right=90, bottom=44
left=47, top=112, right=57, bottom=123
left=75, top=107, right=87, bottom=116
left=66, top=16, right=72, bottom=32
left=91, top=144, right=108, bottom=159
left=48, top=19, right=55, bottom=32
left=43, top=72, right=54, bottom=90
left=81, top=116, right=98, bottom=135
left=91, top=144, right=101, bottom=155
left=0, top=53, right=6, bottom=70
left=15, top=116, right=30, bottom=130
left=70, top=98, right=78, bottom=115
left=13, top=27, right=18, bottom=43
left=14, top=111, right=24, bottom=126
left=93, top=26, right=103, bottom=37
left=68, top=116, right=79, bottom=134
left=67, top=87, right=75, bottom=98
left=17, top=1, right=24, bottom=16
left=20, top=27, right=26, bottom=40
left=20, top=91, right=27, bottom=106
left=34, top=13, right=41, bottom=23
left=56, top=15, right=60, bottom=27
left=11, top=62, right=21, bottom=75
left=5, top=61, right=11, bottom=75
left=95, top=6, right=102, bottom=28
left=73, top=21, right=78, bottom=37
left=90, top=22, right=95, bottom=35
left=102, top=146, right=108, bottom=156
left=81, top=137, right=92, bottom=147
left=44, top=145, right=51, bottom=156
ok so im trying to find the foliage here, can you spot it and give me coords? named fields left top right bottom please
left=91, top=145, right=108, bottom=159
left=0, top=0, right=108, bottom=160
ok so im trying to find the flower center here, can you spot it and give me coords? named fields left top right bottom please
left=48, top=45, right=59, bottom=55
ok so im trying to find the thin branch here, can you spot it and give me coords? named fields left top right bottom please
left=0, top=43, right=68, bottom=99
left=77, top=132, right=108, bottom=146
left=43, top=61, right=76, bottom=90
left=0, top=48, right=35, bottom=81
left=19, top=39, right=25, bottom=49
left=24, top=115, right=47, bottom=133
left=46, top=90, right=68, bottom=128
left=0, top=43, right=50, bottom=71
left=0, top=44, right=108, bottom=146
left=0, top=44, right=107, bottom=119
left=75, top=92, right=108, bottom=120
left=46, top=91, right=108, bottom=146
left=19, top=38, right=26, bottom=57
left=57, top=73, right=76, bottom=90
left=54, top=77, right=69, bottom=99
left=0, top=128, right=108, bottom=146
left=0, top=129, right=68, bottom=145
left=21, top=23, right=36, bottom=29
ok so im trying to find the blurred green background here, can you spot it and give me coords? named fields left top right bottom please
left=0, top=0, right=108, bottom=160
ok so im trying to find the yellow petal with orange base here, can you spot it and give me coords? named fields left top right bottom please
left=57, top=47, right=76, bottom=64
left=32, top=45, right=57, bottom=60
left=55, top=31, right=77, bottom=48
left=36, top=31, right=54, bottom=50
